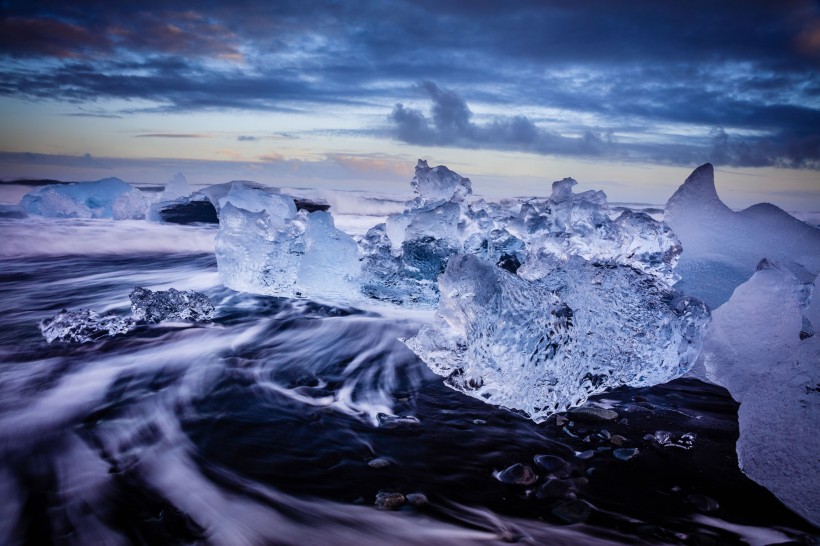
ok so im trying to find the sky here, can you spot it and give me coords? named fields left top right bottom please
left=1, top=0, right=819, bottom=209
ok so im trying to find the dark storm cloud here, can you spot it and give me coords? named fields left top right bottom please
left=1, top=0, right=818, bottom=167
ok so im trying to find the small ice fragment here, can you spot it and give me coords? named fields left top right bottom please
left=39, top=309, right=134, bottom=344
left=129, top=287, right=214, bottom=323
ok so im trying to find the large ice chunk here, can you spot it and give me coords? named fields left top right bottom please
left=405, top=254, right=709, bottom=422
left=20, top=178, right=149, bottom=220
left=215, top=183, right=359, bottom=299
left=665, top=163, right=820, bottom=308
left=296, top=210, right=362, bottom=298
left=694, top=259, right=818, bottom=525
left=129, top=287, right=214, bottom=323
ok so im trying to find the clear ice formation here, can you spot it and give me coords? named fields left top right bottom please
left=20, top=178, right=149, bottom=220
left=405, top=254, right=709, bottom=422
left=360, top=160, right=476, bottom=305
left=129, top=287, right=215, bottom=323
left=665, top=163, right=820, bottom=308
left=692, top=259, right=819, bottom=525
left=215, top=182, right=360, bottom=299
left=39, top=309, right=135, bottom=344
left=40, top=287, right=214, bottom=343
left=361, top=161, right=683, bottom=306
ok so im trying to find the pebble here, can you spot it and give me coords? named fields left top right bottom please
left=367, top=457, right=391, bottom=469
left=567, top=407, right=618, bottom=422
left=535, top=478, right=572, bottom=500
left=575, top=450, right=595, bottom=461
left=375, top=491, right=405, bottom=510
left=533, top=454, right=571, bottom=477
left=472, top=419, right=487, bottom=425
left=496, top=463, right=538, bottom=485
left=555, top=415, right=569, bottom=427
left=685, top=494, right=720, bottom=513
left=610, top=435, right=627, bottom=446
left=551, top=499, right=592, bottom=524
left=405, top=493, right=428, bottom=506
left=613, top=447, right=639, bottom=461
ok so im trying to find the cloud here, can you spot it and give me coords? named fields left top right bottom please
left=0, top=1, right=818, bottom=168
left=135, top=133, right=208, bottom=138
left=390, top=82, right=616, bottom=157
left=389, top=82, right=820, bottom=169
left=237, top=135, right=257, bottom=141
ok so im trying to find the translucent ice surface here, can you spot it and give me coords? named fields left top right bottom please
left=129, top=287, right=214, bottom=323
left=665, top=163, right=820, bottom=308
left=20, top=178, right=149, bottom=220
left=215, top=183, right=359, bottom=299
left=360, top=161, right=476, bottom=306
left=406, top=254, right=709, bottom=422
left=695, top=259, right=819, bottom=525
left=39, top=309, right=134, bottom=344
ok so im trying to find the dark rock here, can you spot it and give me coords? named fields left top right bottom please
left=367, top=457, right=391, bottom=469
left=496, top=463, right=538, bottom=485
left=551, top=499, right=592, bottom=524
left=567, top=407, right=618, bottom=422
left=535, top=478, right=572, bottom=500
left=613, top=447, right=639, bottom=461
left=533, top=455, right=571, bottom=477
left=375, top=491, right=405, bottom=510
left=685, top=494, right=720, bottom=513
left=405, top=493, right=428, bottom=506
left=157, top=199, right=218, bottom=224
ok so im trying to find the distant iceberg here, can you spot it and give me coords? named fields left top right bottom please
left=665, top=163, right=820, bottom=308
left=20, top=177, right=149, bottom=220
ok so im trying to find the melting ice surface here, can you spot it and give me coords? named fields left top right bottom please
left=665, top=163, right=820, bottom=308
left=20, top=177, right=149, bottom=220
left=407, top=254, right=709, bottom=422
left=690, top=259, right=819, bottom=525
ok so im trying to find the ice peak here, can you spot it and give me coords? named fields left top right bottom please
left=411, top=160, right=472, bottom=205
left=756, top=257, right=782, bottom=272
left=550, top=178, right=577, bottom=202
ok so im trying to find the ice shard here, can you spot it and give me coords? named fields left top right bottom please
left=665, top=163, right=820, bottom=308
left=405, top=254, right=709, bottom=422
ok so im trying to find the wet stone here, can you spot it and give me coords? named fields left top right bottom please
left=576, top=450, right=595, bottom=461
left=551, top=499, right=592, bottom=524
left=613, top=447, right=639, bottom=461
left=377, top=413, right=420, bottom=429
left=555, top=415, right=569, bottom=427
left=405, top=493, right=428, bottom=506
left=496, top=463, right=538, bottom=485
left=535, top=478, right=572, bottom=500
left=567, top=407, right=619, bottom=422
left=367, top=457, right=391, bottom=469
left=685, top=494, right=720, bottom=513
left=375, top=491, right=406, bottom=510
left=533, top=454, right=571, bottom=477
left=610, top=435, right=627, bottom=446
